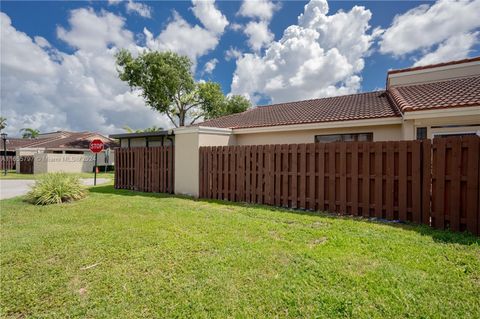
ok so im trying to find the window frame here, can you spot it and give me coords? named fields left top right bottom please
left=314, top=132, right=373, bottom=143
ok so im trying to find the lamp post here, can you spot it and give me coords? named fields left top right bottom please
left=1, top=133, right=7, bottom=176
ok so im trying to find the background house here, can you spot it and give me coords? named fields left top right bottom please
left=12, top=131, right=117, bottom=174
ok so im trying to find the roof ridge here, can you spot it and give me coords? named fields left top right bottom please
left=254, top=90, right=386, bottom=110
left=19, top=135, right=65, bottom=148
left=387, top=87, right=411, bottom=112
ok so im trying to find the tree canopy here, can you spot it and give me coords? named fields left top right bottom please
left=115, top=50, right=250, bottom=127
left=20, top=128, right=40, bottom=139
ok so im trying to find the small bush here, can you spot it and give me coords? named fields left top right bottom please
left=26, top=173, right=87, bottom=205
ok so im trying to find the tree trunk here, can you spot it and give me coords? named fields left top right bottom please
left=178, top=109, right=185, bottom=127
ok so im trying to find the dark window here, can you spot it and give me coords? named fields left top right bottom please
left=315, top=133, right=373, bottom=143
left=416, top=127, right=427, bottom=140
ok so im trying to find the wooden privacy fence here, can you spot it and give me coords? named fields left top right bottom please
left=431, top=137, right=479, bottom=234
left=199, top=136, right=480, bottom=235
left=0, top=156, right=15, bottom=170
left=115, top=146, right=174, bottom=193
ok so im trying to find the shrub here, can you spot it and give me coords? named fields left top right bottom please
left=26, top=173, right=87, bottom=205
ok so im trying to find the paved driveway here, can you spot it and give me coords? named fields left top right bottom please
left=0, top=178, right=109, bottom=200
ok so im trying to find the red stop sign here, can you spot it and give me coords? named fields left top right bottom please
left=89, top=139, right=104, bottom=153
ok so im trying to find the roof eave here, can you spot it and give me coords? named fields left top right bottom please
left=403, top=105, right=480, bottom=120
left=109, top=130, right=174, bottom=139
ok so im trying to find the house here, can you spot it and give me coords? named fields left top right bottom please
left=172, top=56, right=480, bottom=196
left=110, top=57, right=479, bottom=197
left=12, top=131, right=117, bottom=174
left=192, top=57, right=480, bottom=144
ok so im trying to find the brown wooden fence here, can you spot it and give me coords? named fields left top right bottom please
left=199, top=136, right=480, bottom=235
left=431, top=137, right=479, bottom=234
left=0, top=156, right=15, bottom=170
left=115, top=146, right=174, bottom=193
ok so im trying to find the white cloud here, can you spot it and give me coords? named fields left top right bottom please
left=143, top=0, right=228, bottom=67
left=191, top=0, right=229, bottom=34
left=1, top=13, right=57, bottom=77
left=244, top=20, right=274, bottom=51
left=238, top=0, right=279, bottom=52
left=126, top=0, right=152, bottom=19
left=225, top=47, right=242, bottom=61
left=230, top=0, right=376, bottom=104
left=203, top=58, right=219, bottom=74
left=380, top=0, right=480, bottom=62
left=1, top=10, right=169, bottom=135
left=144, top=12, right=219, bottom=65
left=33, top=36, right=51, bottom=48
left=1, top=1, right=231, bottom=135
left=57, top=8, right=134, bottom=52
left=229, top=23, right=242, bottom=32
left=238, top=0, right=280, bottom=21
left=413, top=32, right=479, bottom=66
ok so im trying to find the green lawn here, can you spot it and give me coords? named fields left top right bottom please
left=1, top=185, right=479, bottom=318
left=0, top=171, right=114, bottom=180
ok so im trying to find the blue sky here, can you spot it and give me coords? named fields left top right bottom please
left=1, top=0, right=479, bottom=135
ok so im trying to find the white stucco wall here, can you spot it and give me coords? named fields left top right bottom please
left=388, top=60, right=480, bottom=87
left=33, top=153, right=95, bottom=174
left=174, top=127, right=235, bottom=197
left=235, top=124, right=403, bottom=145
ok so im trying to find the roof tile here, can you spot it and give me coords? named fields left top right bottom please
left=198, top=91, right=400, bottom=129
left=389, top=75, right=480, bottom=112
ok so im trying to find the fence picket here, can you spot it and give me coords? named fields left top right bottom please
left=465, top=137, right=479, bottom=234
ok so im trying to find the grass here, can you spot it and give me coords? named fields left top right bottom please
left=1, top=185, right=479, bottom=318
left=0, top=171, right=114, bottom=180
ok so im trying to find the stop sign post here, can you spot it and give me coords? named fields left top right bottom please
left=89, top=139, right=104, bottom=186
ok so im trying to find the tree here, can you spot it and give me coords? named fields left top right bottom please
left=222, top=95, right=250, bottom=119
left=0, top=117, right=6, bottom=131
left=20, top=128, right=40, bottom=139
left=115, top=50, right=250, bottom=127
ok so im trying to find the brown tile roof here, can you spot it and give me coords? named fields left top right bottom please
left=6, top=131, right=118, bottom=151
left=389, top=75, right=480, bottom=112
left=388, top=56, right=480, bottom=75
left=4, top=138, right=37, bottom=151
left=198, top=91, right=401, bottom=129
